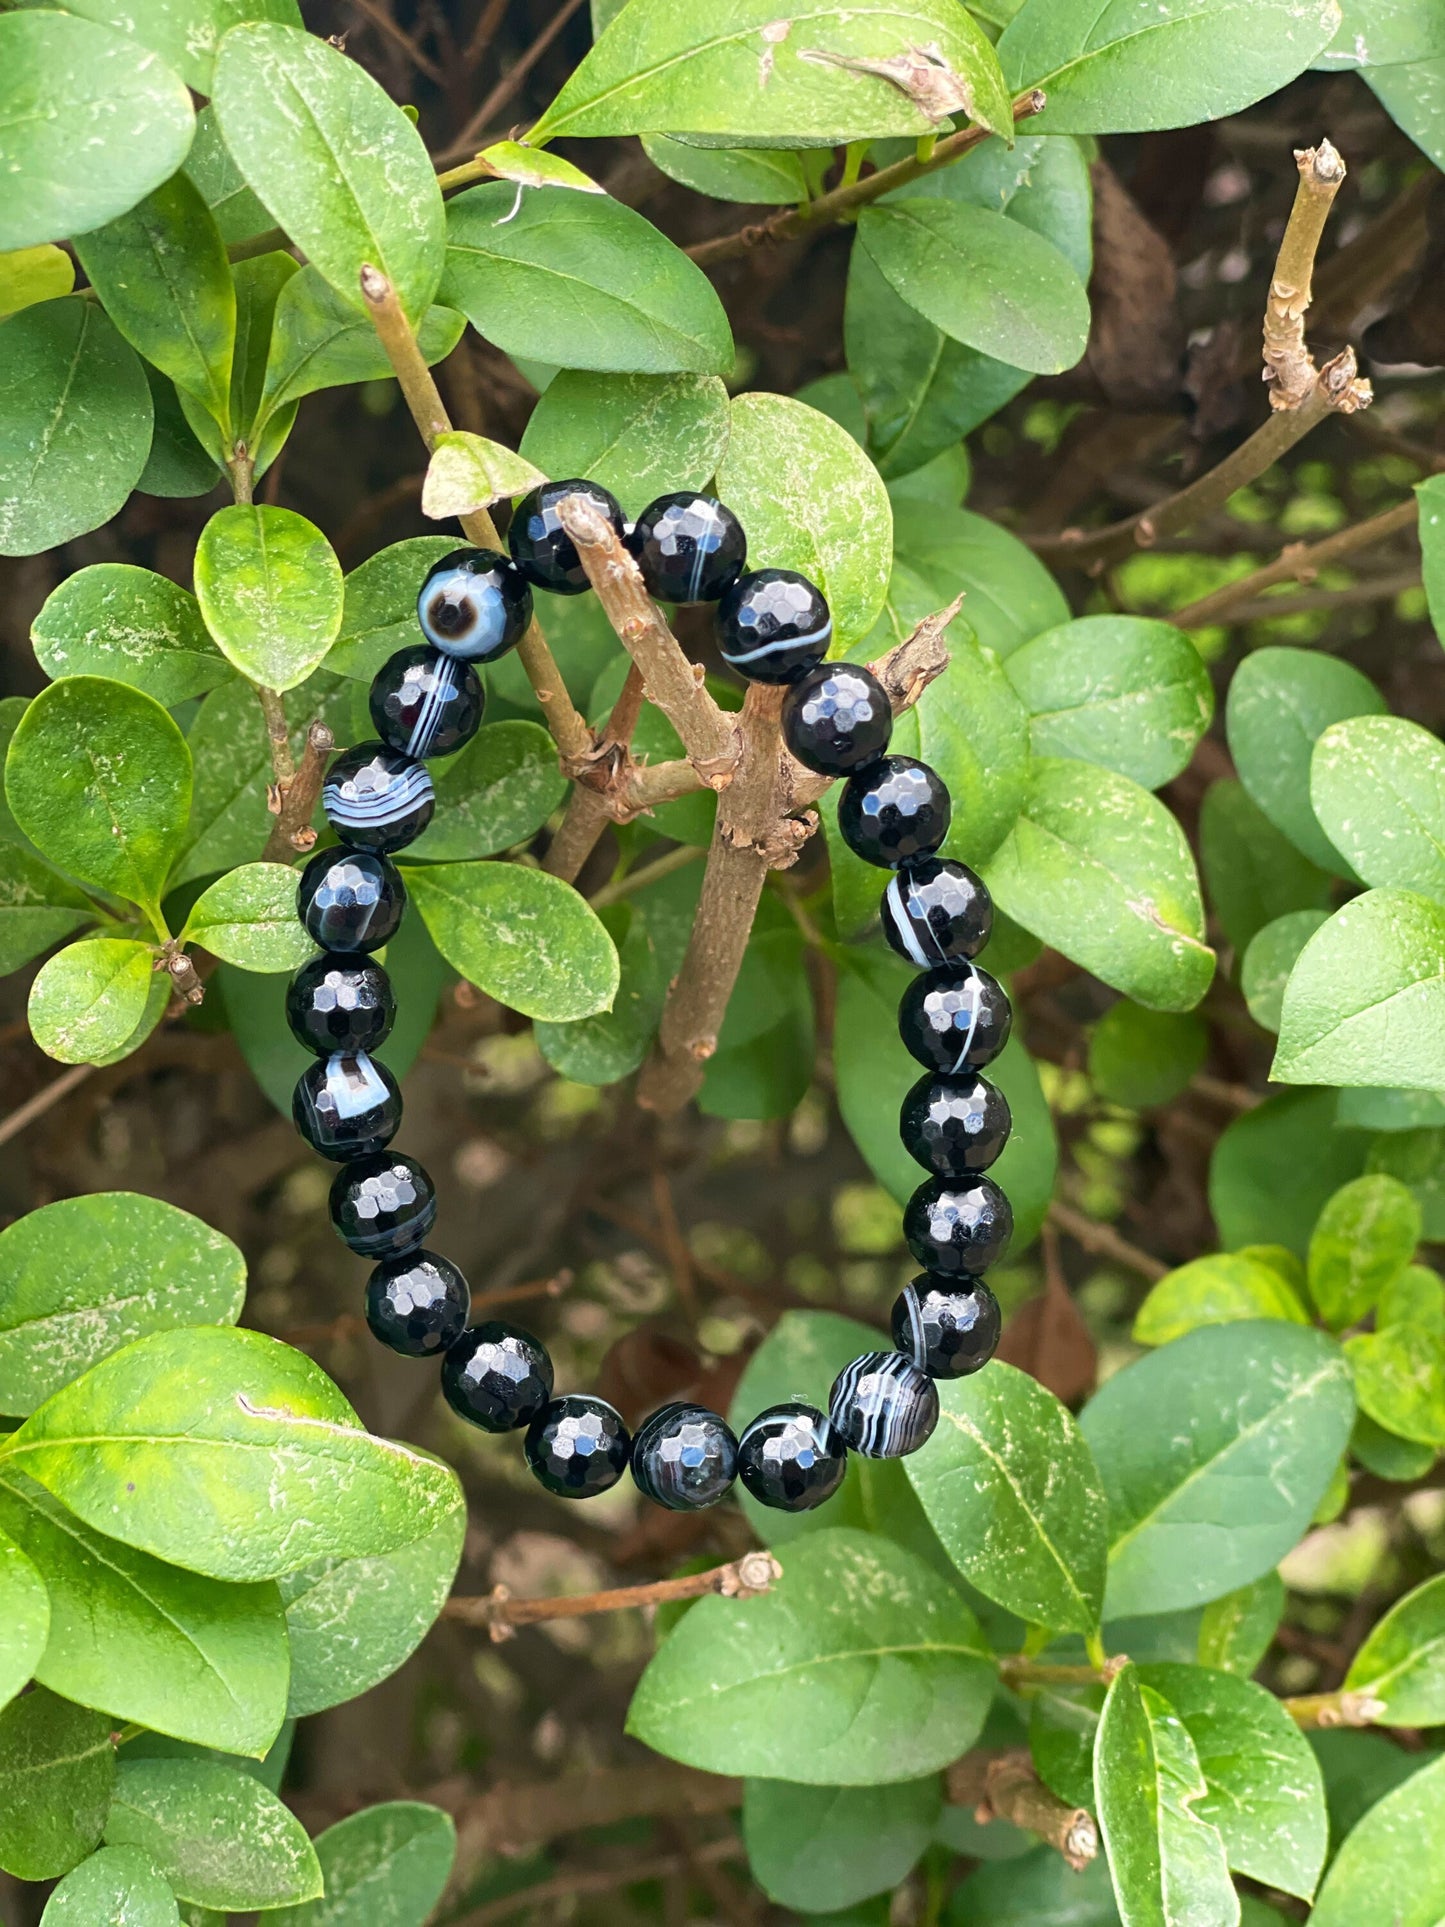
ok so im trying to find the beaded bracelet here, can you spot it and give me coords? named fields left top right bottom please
left=285, top=480, right=1010, bottom=1515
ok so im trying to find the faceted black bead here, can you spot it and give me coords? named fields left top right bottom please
left=509, top=478, right=626, bottom=594
left=442, top=1321, right=553, bottom=1432
left=322, top=742, right=434, bottom=854
left=367, top=1249, right=471, bottom=1357
left=900, top=1070, right=1011, bottom=1178
left=329, top=1151, right=437, bottom=1258
left=631, top=1402, right=738, bottom=1511
left=898, top=964, right=1012, bottom=1075
left=881, top=859, right=992, bottom=968
left=525, top=1395, right=631, bottom=1498
left=828, top=1351, right=939, bottom=1459
left=297, top=848, right=406, bottom=954
left=370, top=645, right=484, bottom=760
left=904, top=1175, right=1013, bottom=1278
left=292, top=1051, right=402, bottom=1162
left=286, top=953, right=395, bottom=1057
left=716, top=568, right=831, bottom=684
left=838, top=756, right=951, bottom=868
left=736, top=1402, right=847, bottom=1512
left=892, top=1276, right=1001, bottom=1379
left=416, top=547, right=532, bottom=661
left=627, top=492, right=746, bottom=603
left=781, top=662, right=892, bottom=775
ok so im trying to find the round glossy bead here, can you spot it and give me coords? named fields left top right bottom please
left=904, top=1175, right=1013, bottom=1278
left=329, top=1151, right=437, bottom=1258
left=881, top=859, right=992, bottom=967
left=828, top=1351, right=939, bottom=1459
left=297, top=848, right=406, bottom=954
left=631, top=1402, right=738, bottom=1511
left=370, top=645, right=484, bottom=760
left=900, top=1070, right=1011, bottom=1178
left=286, top=953, right=395, bottom=1056
left=892, top=1276, right=1001, bottom=1379
left=416, top=547, right=532, bottom=661
left=898, top=964, right=1012, bottom=1075
left=367, top=1250, right=471, bottom=1357
left=736, top=1402, right=847, bottom=1512
left=292, top=1051, right=402, bottom=1162
left=322, top=742, right=434, bottom=854
left=838, top=756, right=951, bottom=868
left=442, top=1321, right=553, bottom=1432
left=509, top=478, right=626, bottom=594
left=716, top=568, right=831, bottom=683
left=781, top=662, right=892, bottom=775
left=525, top=1395, right=632, bottom=1498
left=627, top=492, right=746, bottom=603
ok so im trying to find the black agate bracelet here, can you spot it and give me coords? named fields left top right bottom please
left=285, top=478, right=1008, bottom=1515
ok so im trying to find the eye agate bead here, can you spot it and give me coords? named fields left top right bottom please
left=417, top=547, right=532, bottom=661
left=893, top=1277, right=1002, bottom=1380
left=631, top=1402, right=738, bottom=1511
left=526, top=1394, right=632, bottom=1498
left=323, top=743, right=434, bottom=854
left=736, top=1402, right=847, bottom=1512
left=828, top=1352, right=939, bottom=1459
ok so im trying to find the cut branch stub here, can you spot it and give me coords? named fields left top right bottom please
left=1263, top=138, right=1353, bottom=411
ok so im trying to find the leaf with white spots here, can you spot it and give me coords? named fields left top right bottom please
left=406, top=722, right=566, bottom=863
left=28, top=939, right=169, bottom=1068
left=32, top=566, right=234, bottom=707
left=194, top=505, right=344, bottom=694
left=0, top=844, right=93, bottom=977
left=0, top=1687, right=115, bottom=1881
left=1311, top=714, right=1445, bottom=904
left=519, top=371, right=731, bottom=518
left=1317, top=0, right=1445, bottom=68
left=0, top=1527, right=48, bottom=1713
left=180, top=863, right=315, bottom=973
left=105, top=1759, right=321, bottom=1912
left=421, top=430, right=547, bottom=522
left=1344, top=1572, right=1445, bottom=1726
left=41, top=1843, right=181, bottom=1925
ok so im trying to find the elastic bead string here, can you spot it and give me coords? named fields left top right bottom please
left=287, top=478, right=1009, bottom=1514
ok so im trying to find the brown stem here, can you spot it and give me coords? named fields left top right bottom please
left=1197, top=567, right=1419, bottom=627
left=438, top=0, right=589, bottom=163
left=443, top=1549, right=781, bottom=1642
left=226, top=441, right=255, bottom=505
left=1284, top=1689, right=1386, bottom=1730
left=452, top=1839, right=745, bottom=1927
left=0, top=1064, right=94, bottom=1150
left=1264, top=141, right=1348, bottom=410
left=1174, top=496, right=1419, bottom=629
left=256, top=685, right=295, bottom=789
left=542, top=661, right=651, bottom=883
left=946, top=1750, right=1098, bottom=1870
left=1046, top=1200, right=1168, bottom=1282
left=261, top=718, right=335, bottom=862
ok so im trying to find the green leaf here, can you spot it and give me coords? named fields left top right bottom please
left=1137, top=1662, right=1326, bottom=1900
left=0, top=843, right=93, bottom=976
left=41, top=1843, right=181, bottom=1925
left=421, top=429, right=547, bottom=523
left=0, top=13, right=193, bottom=254
left=1307, top=1173, right=1420, bottom=1328
left=1133, top=1253, right=1309, bottom=1348
left=138, top=366, right=223, bottom=500
left=627, top=1527, right=993, bottom=1785
left=106, top=1758, right=321, bottom=1911
left=280, top=1497, right=464, bottom=1719
left=194, top=505, right=344, bottom=693
left=1345, top=1323, right=1445, bottom=1447
left=1274, top=888, right=1445, bottom=1089
left=441, top=185, right=733, bottom=376
left=179, top=862, right=313, bottom=972
left=1422, top=474, right=1445, bottom=638
left=1198, top=778, right=1332, bottom=956
left=519, top=371, right=731, bottom=519
left=982, top=758, right=1214, bottom=1013
left=948, top=1844, right=1121, bottom=1925
left=0, top=298, right=153, bottom=557
left=1225, top=645, right=1385, bottom=876
left=74, top=174, right=235, bottom=431
left=212, top=23, right=444, bottom=324
left=1318, top=0, right=1445, bottom=66
left=0, top=1526, right=47, bottom=1711
left=856, top=200, right=1089, bottom=377
left=1080, top=1320, right=1355, bottom=1620
left=476, top=140, right=606, bottom=193
left=999, top=0, right=1340, bottom=133
left=0, top=1466, right=286, bottom=1756
left=327, top=538, right=457, bottom=684
left=402, top=861, right=618, bottom=1023
left=1311, top=713, right=1445, bottom=902
left=906, top=1361, right=1107, bottom=1634
left=28, top=939, right=168, bottom=1067
left=1351, top=1410, right=1436, bottom=1481
left=1003, top=617, right=1212, bottom=789
left=1209, top=1088, right=1367, bottom=1255
left=0, top=1191, right=245, bottom=1418
left=268, top=1802, right=456, bottom=1927
left=1344, top=1572, right=1445, bottom=1725
left=1311, top=1752, right=1445, bottom=1927
left=1092, top=1666, right=1236, bottom=1927
left=1241, top=908, right=1331, bottom=1034
left=256, top=267, right=463, bottom=426
left=642, top=135, right=825, bottom=204
left=184, top=106, right=271, bottom=247
left=0, top=1325, right=463, bottom=1584
left=0, top=245, right=74, bottom=317
left=742, top=1778, right=939, bottom=1914
left=1089, top=1003, right=1207, bottom=1110
left=1029, top=1682, right=1104, bottom=1810
left=33, top=0, right=303, bottom=93
left=33, top=567, right=233, bottom=707
left=1368, top=1130, right=1445, bottom=1239
left=6, top=675, right=191, bottom=920
left=530, top=0, right=1012, bottom=143
left=874, top=504, right=1068, bottom=660
left=408, top=723, right=567, bottom=863
left=1366, top=57, right=1445, bottom=168
left=0, top=1687, right=114, bottom=1880
left=1196, top=1571, right=1285, bottom=1679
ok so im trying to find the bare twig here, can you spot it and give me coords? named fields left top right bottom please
left=261, top=718, right=335, bottom=862
left=452, top=1839, right=746, bottom=1927
left=0, top=1064, right=95, bottom=1150
left=1264, top=141, right=1348, bottom=410
left=588, top=843, right=708, bottom=911
left=1046, top=1200, right=1168, bottom=1282
left=947, top=1750, right=1098, bottom=1869
left=1174, top=496, right=1419, bottom=629
left=542, top=662, right=650, bottom=883
left=1284, top=1689, right=1387, bottom=1730
left=444, top=1549, right=782, bottom=1642
left=439, top=0, right=589, bottom=162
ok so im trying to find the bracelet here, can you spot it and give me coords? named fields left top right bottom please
left=284, top=481, right=1011, bottom=1516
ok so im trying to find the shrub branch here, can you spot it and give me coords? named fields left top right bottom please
left=444, top=1549, right=783, bottom=1642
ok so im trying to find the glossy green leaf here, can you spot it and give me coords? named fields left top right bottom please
left=1196, top=1571, right=1285, bottom=1678
left=41, top=1843, right=181, bottom=1925
left=1367, top=57, right=1445, bottom=168
left=402, top=860, right=618, bottom=1023
left=1344, top=1572, right=1445, bottom=1724
left=1210, top=1088, right=1367, bottom=1256
left=269, top=1802, right=456, bottom=1927
left=1133, top=1252, right=1309, bottom=1348
left=0, top=1687, right=114, bottom=1880
left=1311, top=1752, right=1445, bottom=1927
left=531, top=0, right=1012, bottom=143
left=1312, top=713, right=1445, bottom=902
left=1367, top=1131, right=1445, bottom=1240
left=1422, top=474, right=1445, bottom=638
left=0, top=13, right=193, bottom=254
left=642, top=135, right=824, bottom=204
left=1029, top=1681, right=1103, bottom=1810
left=327, top=538, right=456, bottom=684
left=0, top=245, right=74, bottom=316
left=421, top=429, right=546, bottom=523
left=1345, top=1323, right=1445, bottom=1447
left=1080, top=1320, right=1355, bottom=1619
left=1241, top=908, right=1331, bottom=1034
left=1318, top=0, right=1445, bottom=66
left=212, top=23, right=444, bottom=324
left=0, top=844, right=93, bottom=976
left=406, top=723, right=566, bottom=863
left=194, top=505, right=343, bottom=693
left=0, top=1326, right=463, bottom=1583
left=28, top=939, right=167, bottom=1067
left=1089, top=1003, right=1207, bottom=1109
left=1307, top=1173, right=1419, bottom=1328
left=476, top=140, right=605, bottom=193
left=257, top=267, right=463, bottom=426
left=947, top=1844, right=1121, bottom=1925
left=0, top=1526, right=47, bottom=1711
left=628, top=1527, right=993, bottom=1784
left=33, top=567, right=232, bottom=707
left=179, top=862, right=312, bottom=972
left=742, top=1778, right=939, bottom=1914
left=873, top=503, right=1068, bottom=660
left=1198, top=778, right=1332, bottom=956
left=982, top=758, right=1214, bottom=1012
left=105, top=1759, right=321, bottom=1911
left=184, top=106, right=270, bottom=247
left=999, top=0, right=1339, bottom=133
left=0, top=298, right=152, bottom=557
left=32, top=0, right=303, bottom=93
left=441, top=185, right=733, bottom=376
left=138, top=366, right=223, bottom=499
left=906, top=1361, right=1108, bottom=1634
left=519, top=371, right=731, bottom=518
left=1351, top=1410, right=1437, bottom=1480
